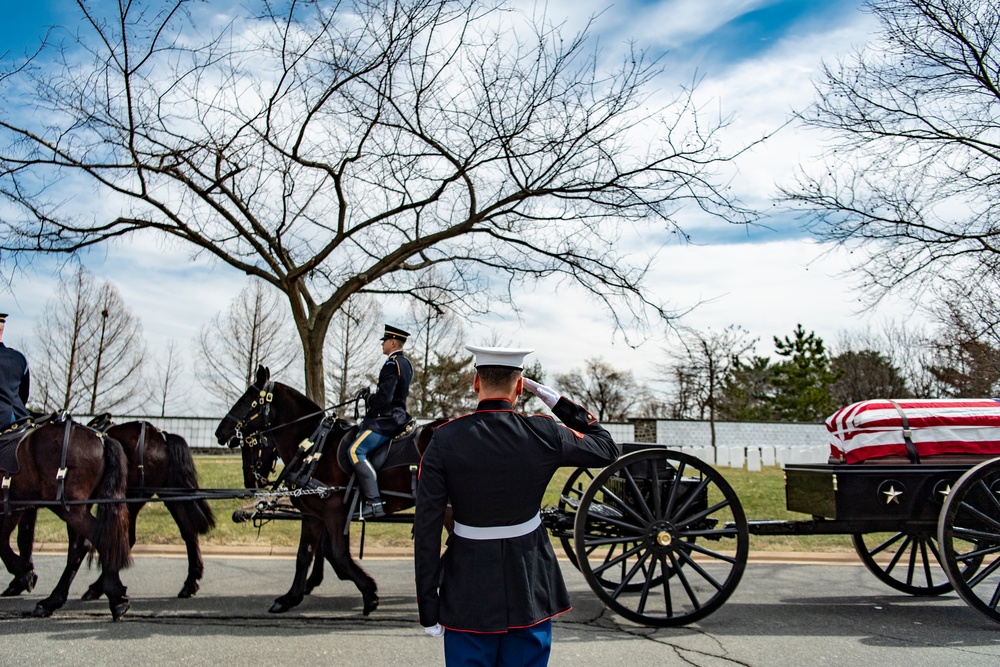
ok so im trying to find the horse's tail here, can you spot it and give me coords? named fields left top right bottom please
left=163, top=432, right=216, bottom=534
left=93, top=436, right=133, bottom=571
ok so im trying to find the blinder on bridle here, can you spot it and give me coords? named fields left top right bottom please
left=223, top=379, right=279, bottom=488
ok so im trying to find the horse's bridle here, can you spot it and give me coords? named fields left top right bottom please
left=219, top=380, right=280, bottom=487
left=220, top=380, right=276, bottom=448
left=221, top=381, right=360, bottom=488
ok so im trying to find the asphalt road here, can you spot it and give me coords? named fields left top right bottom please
left=1, top=554, right=999, bottom=666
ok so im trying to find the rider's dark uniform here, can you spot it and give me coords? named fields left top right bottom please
left=414, top=396, right=619, bottom=633
left=0, top=331, right=30, bottom=426
left=361, top=349, right=413, bottom=437
left=349, top=324, right=414, bottom=519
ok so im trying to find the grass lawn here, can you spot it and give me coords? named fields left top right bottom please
left=28, top=456, right=857, bottom=554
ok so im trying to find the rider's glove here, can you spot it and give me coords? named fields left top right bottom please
left=424, top=624, right=445, bottom=637
left=522, top=378, right=560, bottom=409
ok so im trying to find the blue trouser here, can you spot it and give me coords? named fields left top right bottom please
left=349, top=429, right=390, bottom=464
left=443, top=620, right=552, bottom=667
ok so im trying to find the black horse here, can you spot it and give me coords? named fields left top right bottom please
left=0, top=417, right=132, bottom=619
left=9, top=420, right=216, bottom=601
left=216, top=365, right=439, bottom=614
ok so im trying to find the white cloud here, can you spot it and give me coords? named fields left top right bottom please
left=3, top=1, right=930, bottom=416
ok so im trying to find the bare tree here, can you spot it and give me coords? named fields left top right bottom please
left=324, top=294, right=384, bottom=406
left=783, top=0, right=1000, bottom=299
left=926, top=279, right=1000, bottom=396
left=834, top=323, right=944, bottom=398
left=32, top=267, right=146, bottom=413
left=663, top=326, right=756, bottom=447
left=0, top=0, right=755, bottom=402
left=407, top=284, right=476, bottom=417
left=149, top=339, right=186, bottom=417
left=555, top=357, right=638, bottom=422
left=196, top=279, right=299, bottom=409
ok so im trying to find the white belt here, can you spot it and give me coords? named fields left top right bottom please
left=453, top=513, right=542, bottom=540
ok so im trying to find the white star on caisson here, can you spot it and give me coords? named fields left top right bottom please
left=939, top=484, right=952, bottom=499
left=883, top=486, right=903, bottom=505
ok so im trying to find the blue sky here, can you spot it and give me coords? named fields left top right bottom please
left=0, top=1, right=920, bottom=415
left=4, top=1, right=61, bottom=59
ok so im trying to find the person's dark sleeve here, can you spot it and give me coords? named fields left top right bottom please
left=366, top=358, right=399, bottom=413
left=551, top=397, right=621, bottom=467
left=19, top=366, right=29, bottom=406
left=413, top=436, right=448, bottom=627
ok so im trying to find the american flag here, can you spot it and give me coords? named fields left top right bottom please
left=826, top=398, right=1000, bottom=463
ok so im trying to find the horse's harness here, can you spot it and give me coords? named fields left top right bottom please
left=0, top=411, right=104, bottom=516
left=226, top=381, right=345, bottom=492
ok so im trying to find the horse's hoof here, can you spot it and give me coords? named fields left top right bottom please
left=111, top=601, right=130, bottom=621
left=81, top=587, right=103, bottom=601
left=268, top=601, right=290, bottom=614
left=2, top=572, right=36, bottom=597
left=363, top=596, right=380, bottom=617
left=177, top=581, right=199, bottom=598
left=32, top=603, right=54, bottom=618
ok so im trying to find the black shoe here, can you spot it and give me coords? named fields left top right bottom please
left=359, top=499, right=386, bottom=520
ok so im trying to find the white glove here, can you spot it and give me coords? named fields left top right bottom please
left=523, top=377, right=559, bottom=409
left=424, top=623, right=445, bottom=637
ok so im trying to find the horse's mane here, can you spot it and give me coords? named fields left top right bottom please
left=272, top=381, right=325, bottom=414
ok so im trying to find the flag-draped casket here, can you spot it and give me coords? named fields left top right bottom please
left=826, top=398, right=1000, bottom=463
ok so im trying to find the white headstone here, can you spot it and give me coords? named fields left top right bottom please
left=747, top=447, right=761, bottom=472
left=715, top=446, right=730, bottom=467
left=761, top=445, right=776, bottom=467
left=729, top=445, right=745, bottom=470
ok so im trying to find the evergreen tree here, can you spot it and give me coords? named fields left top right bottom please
left=770, top=325, right=840, bottom=422
left=717, top=356, right=777, bottom=422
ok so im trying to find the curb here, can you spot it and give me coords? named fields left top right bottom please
left=32, top=543, right=862, bottom=564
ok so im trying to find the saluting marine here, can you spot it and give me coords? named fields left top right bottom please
left=0, top=313, right=30, bottom=426
left=414, top=345, right=620, bottom=667
left=349, top=324, right=414, bottom=519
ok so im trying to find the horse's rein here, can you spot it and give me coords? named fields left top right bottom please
left=237, top=390, right=361, bottom=440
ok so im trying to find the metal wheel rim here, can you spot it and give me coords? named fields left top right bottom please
left=573, top=448, right=749, bottom=627
left=852, top=531, right=955, bottom=596
left=558, top=467, right=596, bottom=571
left=938, top=458, right=1000, bottom=624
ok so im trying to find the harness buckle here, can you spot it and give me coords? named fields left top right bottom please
left=56, top=467, right=68, bottom=480
left=1, top=476, right=10, bottom=489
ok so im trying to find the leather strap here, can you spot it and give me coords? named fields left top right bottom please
left=888, top=399, right=921, bottom=464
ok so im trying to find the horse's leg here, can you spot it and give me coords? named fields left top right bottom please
left=164, top=500, right=205, bottom=598
left=269, top=516, right=325, bottom=613
left=322, top=503, right=379, bottom=616
left=304, top=529, right=329, bottom=593
left=32, top=519, right=89, bottom=617
left=2, top=509, right=38, bottom=596
left=81, top=500, right=142, bottom=601
left=0, top=511, right=38, bottom=596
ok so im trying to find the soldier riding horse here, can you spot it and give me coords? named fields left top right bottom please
left=215, top=365, right=440, bottom=614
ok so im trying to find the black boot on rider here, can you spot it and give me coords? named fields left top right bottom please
left=354, top=459, right=386, bottom=519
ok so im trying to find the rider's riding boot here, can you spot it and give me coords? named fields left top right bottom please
left=354, top=459, right=386, bottom=519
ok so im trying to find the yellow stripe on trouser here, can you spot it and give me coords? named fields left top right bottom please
left=349, top=430, right=373, bottom=465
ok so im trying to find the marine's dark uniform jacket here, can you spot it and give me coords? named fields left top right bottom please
left=414, top=396, right=620, bottom=632
left=0, top=343, right=29, bottom=425
left=363, top=350, right=413, bottom=436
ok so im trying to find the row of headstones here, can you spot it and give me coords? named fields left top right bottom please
left=663, top=445, right=829, bottom=470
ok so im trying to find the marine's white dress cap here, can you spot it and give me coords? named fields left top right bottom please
left=464, top=345, right=534, bottom=369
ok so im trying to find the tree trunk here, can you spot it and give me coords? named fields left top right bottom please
left=301, top=326, right=327, bottom=404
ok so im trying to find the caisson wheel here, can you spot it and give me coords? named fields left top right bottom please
left=939, top=457, right=1000, bottom=624
left=573, top=448, right=748, bottom=626
left=557, top=467, right=596, bottom=569
left=852, top=531, right=955, bottom=596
